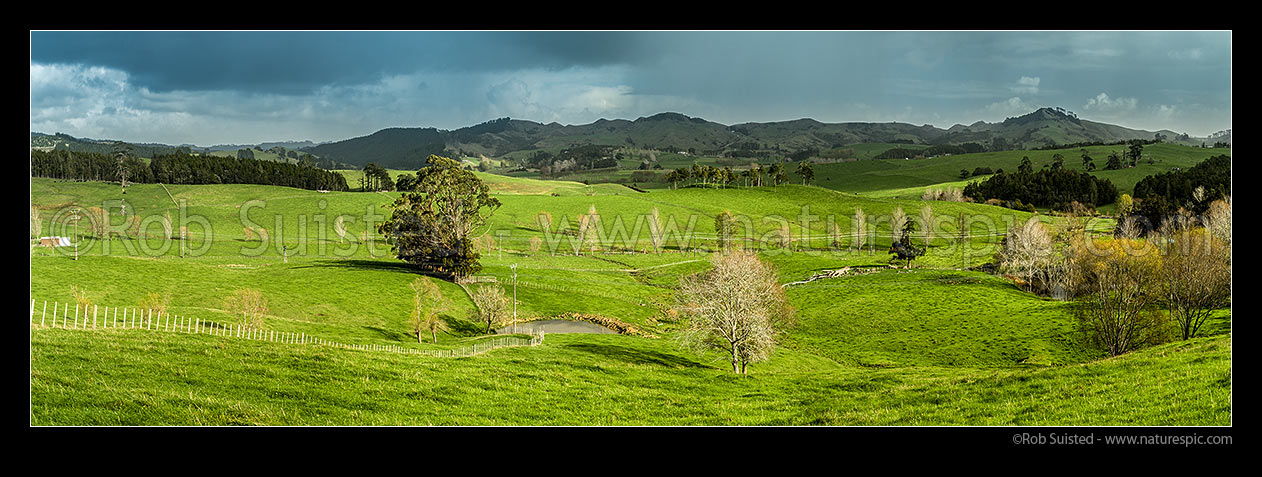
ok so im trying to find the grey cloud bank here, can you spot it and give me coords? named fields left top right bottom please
left=30, top=30, right=1231, bottom=146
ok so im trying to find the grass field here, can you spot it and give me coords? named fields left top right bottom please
left=30, top=328, right=1230, bottom=425
left=28, top=144, right=1231, bottom=426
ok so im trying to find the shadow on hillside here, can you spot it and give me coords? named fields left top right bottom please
left=562, top=343, right=709, bottom=369
left=364, top=325, right=412, bottom=342
left=1200, top=313, right=1232, bottom=337
left=300, top=259, right=426, bottom=274
left=443, top=315, right=484, bottom=338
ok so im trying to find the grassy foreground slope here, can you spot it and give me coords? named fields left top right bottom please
left=30, top=328, right=1230, bottom=425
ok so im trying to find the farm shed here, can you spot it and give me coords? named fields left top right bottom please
left=39, top=236, right=71, bottom=247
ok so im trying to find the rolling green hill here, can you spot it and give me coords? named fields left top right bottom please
left=797, top=143, right=1230, bottom=204
left=28, top=150, right=1231, bottom=426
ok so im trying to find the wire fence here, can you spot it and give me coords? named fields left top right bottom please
left=28, top=299, right=544, bottom=358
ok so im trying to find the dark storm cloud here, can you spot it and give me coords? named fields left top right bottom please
left=30, top=31, right=660, bottom=94
left=30, top=31, right=1231, bottom=144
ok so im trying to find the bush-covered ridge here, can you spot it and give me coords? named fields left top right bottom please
left=31, top=150, right=348, bottom=192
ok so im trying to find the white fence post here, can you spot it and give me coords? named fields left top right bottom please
left=195, top=318, right=200, bottom=334
left=93, top=304, right=98, bottom=328
left=74, top=303, right=79, bottom=329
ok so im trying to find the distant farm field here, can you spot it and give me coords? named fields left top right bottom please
left=29, top=144, right=1231, bottom=426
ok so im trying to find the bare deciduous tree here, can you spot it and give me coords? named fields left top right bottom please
left=890, top=206, right=907, bottom=245
left=1074, top=239, right=1168, bottom=356
left=1159, top=228, right=1231, bottom=340
left=715, top=210, right=736, bottom=251
left=1204, top=197, right=1231, bottom=244
left=470, top=284, right=511, bottom=334
left=997, top=216, right=1055, bottom=292
left=31, top=206, right=41, bottom=239
left=159, top=212, right=173, bottom=240
left=410, top=277, right=448, bottom=343
left=84, top=206, right=108, bottom=238
left=139, top=291, right=170, bottom=317
left=225, top=288, right=268, bottom=330
left=71, top=284, right=93, bottom=310
left=1117, top=215, right=1143, bottom=240
left=674, top=250, right=795, bottom=374
left=333, top=215, right=349, bottom=243
left=536, top=211, right=553, bottom=233
left=853, top=208, right=867, bottom=253
left=647, top=207, right=665, bottom=253
left=828, top=221, right=843, bottom=250
left=955, top=212, right=968, bottom=268
left=918, top=204, right=935, bottom=247
left=585, top=204, right=600, bottom=254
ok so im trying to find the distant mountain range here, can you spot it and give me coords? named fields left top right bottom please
left=33, top=108, right=1230, bottom=170
left=300, top=108, right=1226, bottom=169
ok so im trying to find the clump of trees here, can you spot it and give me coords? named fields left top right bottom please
left=874, top=147, right=924, bottom=159
left=995, top=211, right=1230, bottom=356
left=1132, top=155, right=1230, bottom=215
left=675, top=250, right=795, bottom=374
left=528, top=145, right=618, bottom=176
left=921, top=186, right=966, bottom=202
left=795, top=161, right=814, bottom=186
left=662, top=163, right=739, bottom=189
left=963, top=167, right=1118, bottom=210
left=378, top=155, right=502, bottom=280
left=1114, top=155, right=1230, bottom=238
left=360, top=163, right=395, bottom=191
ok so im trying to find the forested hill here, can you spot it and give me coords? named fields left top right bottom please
left=34, top=108, right=1227, bottom=171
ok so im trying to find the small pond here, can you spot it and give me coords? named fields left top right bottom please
left=497, top=319, right=617, bottom=335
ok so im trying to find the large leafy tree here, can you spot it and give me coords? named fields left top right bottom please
left=379, top=155, right=501, bottom=280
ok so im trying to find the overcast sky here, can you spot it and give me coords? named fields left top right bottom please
left=30, top=30, right=1232, bottom=146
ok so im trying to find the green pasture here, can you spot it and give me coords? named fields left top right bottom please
left=28, top=160, right=1231, bottom=426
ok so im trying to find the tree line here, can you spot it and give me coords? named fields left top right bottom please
left=998, top=207, right=1230, bottom=356
left=1132, top=155, right=1230, bottom=216
left=962, top=166, right=1119, bottom=210
left=661, top=161, right=809, bottom=189
left=32, top=149, right=349, bottom=191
